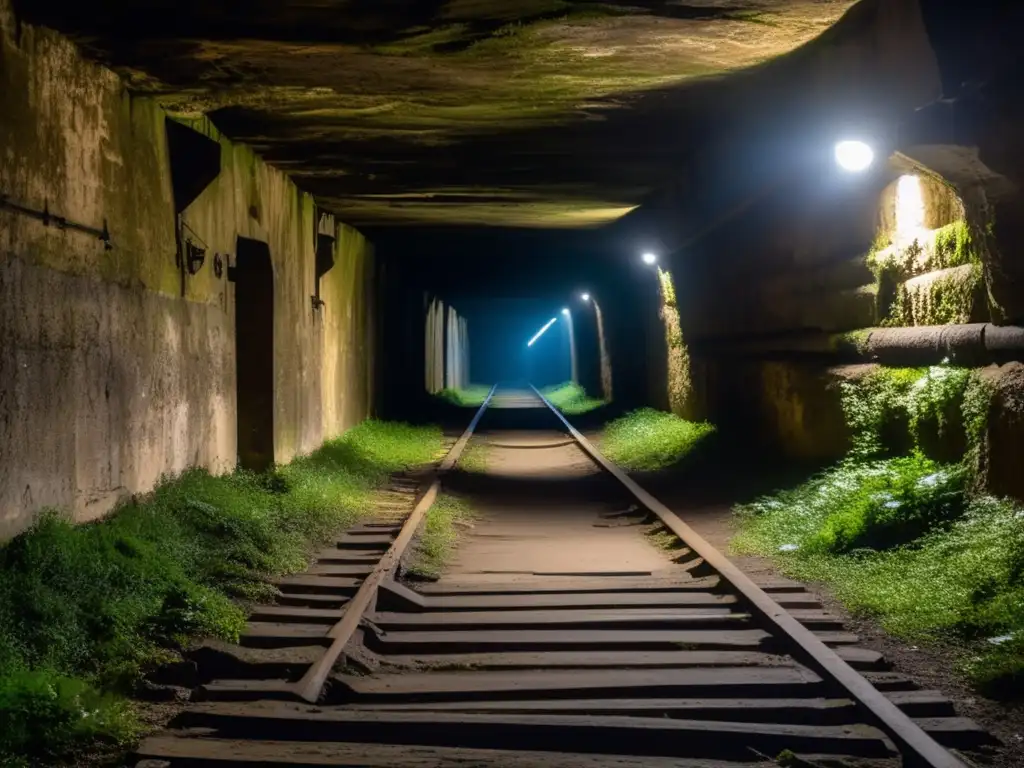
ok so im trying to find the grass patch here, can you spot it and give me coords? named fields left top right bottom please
left=542, top=382, right=605, bottom=415
left=405, top=495, right=476, bottom=581
left=457, top=440, right=490, bottom=474
left=600, top=409, right=715, bottom=472
left=0, top=420, right=443, bottom=765
left=437, top=385, right=492, bottom=408
left=734, top=364, right=1024, bottom=696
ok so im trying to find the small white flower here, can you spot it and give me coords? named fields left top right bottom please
left=987, top=634, right=1015, bottom=646
left=884, top=500, right=902, bottom=510
left=778, top=543, right=799, bottom=553
left=918, top=472, right=945, bottom=488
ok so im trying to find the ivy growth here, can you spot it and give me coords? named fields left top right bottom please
left=870, top=219, right=983, bottom=327
left=657, top=267, right=693, bottom=419
left=840, top=367, right=924, bottom=459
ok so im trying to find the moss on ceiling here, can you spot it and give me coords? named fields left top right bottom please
left=20, top=0, right=858, bottom=226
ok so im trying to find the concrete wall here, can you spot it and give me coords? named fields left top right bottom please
left=0, top=1, right=376, bottom=538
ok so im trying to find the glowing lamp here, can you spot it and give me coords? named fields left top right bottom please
left=527, top=317, right=558, bottom=347
left=834, top=140, right=874, bottom=172
left=561, top=308, right=570, bottom=315
left=580, top=293, right=590, bottom=302
left=642, top=252, right=657, bottom=265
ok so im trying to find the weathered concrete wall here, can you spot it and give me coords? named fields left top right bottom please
left=0, top=2, right=376, bottom=537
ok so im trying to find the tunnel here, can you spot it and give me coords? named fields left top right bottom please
left=2, top=0, right=1024, bottom=765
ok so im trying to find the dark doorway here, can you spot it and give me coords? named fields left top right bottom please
left=233, top=238, right=275, bottom=472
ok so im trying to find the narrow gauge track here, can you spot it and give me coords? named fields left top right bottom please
left=137, top=386, right=991, bottom=768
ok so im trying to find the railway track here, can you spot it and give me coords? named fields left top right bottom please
left=136, top=386, right=992, bottom=768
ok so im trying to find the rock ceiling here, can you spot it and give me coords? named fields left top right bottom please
left=24, top=0, right=858, bottom=226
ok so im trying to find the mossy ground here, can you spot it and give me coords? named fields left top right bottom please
left=405, top=495, right=476, bottom=581
left=437, top=385, right=492, bottom=408
left=542, top=382, right=605, bottom=415
left=734, top=365, right=1022, bottom=697
left=0, top=421, right=444, bottom=765
left=599, top=408, right=715, bottom=472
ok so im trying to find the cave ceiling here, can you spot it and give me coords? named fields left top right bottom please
left=24, top=0, right=858, bottom=227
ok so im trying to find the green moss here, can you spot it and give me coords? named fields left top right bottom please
left=835, top=329, right=871, bottom=355
left=0, top=420, right=443, bottom=764
left=542, top=382, right=605, bottom=415
left=884, top=262, right=982, bottom=327
left=405, top=495, right=476, bottom=581
left=870, top=220, right=983, bottom=327
left=599, top=409, right=714, bottom=472
left=840, top=367, right=925, bottom=459
left=933, top=220, right=977, bottom=270
left=437, top=385, right=492, bottom=408
left=962, top=372, right=997, bottom=484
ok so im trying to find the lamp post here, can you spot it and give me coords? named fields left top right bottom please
left=579, top=292, right=612, bottom=402
left=561, top=308, right=578, bottom=385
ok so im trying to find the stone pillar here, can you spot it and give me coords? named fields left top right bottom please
left=593, top=299, right=613, bottom=401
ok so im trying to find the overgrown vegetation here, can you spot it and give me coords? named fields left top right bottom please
left=868, top=220, right=983, bottom=327
left=405, top=495, right=476, bottom=581
left=735, top=364, right=1022, bottom=697
left=0, top=421, right=444, bottom=765
left=600, top=408, right=715, bottom=472
left=542, top=382, right=605, bottom=415
left=437, top=385, right=492, bottom=408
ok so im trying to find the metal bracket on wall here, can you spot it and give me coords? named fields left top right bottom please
left=0, top=193, right=113, bottom=250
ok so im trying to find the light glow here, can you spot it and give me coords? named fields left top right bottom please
left=642, top=252, right=657, bottom=265
left=895, top=174, right=925, bottom=240
left=834, top=140, right=874, bottom=172
left=527, top=317, right=558, bottom=347
left=561, top=308, right=570, bottom=315
left=580, top=292, right=590, bottom=302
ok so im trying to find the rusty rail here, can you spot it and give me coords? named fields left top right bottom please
left=529, top=384, right=968, bottom=768
left=294, top=384, right=497, bottom=703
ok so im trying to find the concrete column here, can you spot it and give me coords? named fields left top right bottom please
left=593, top=299, right=613, bottom=401
left=445, top=305, right=457, bottom=391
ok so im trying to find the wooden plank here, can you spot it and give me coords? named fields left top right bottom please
left=375, top=649, right=793, bottom=671
left=884, top=690, right=956, bottom=718
left=369, top=608, right=747, bottom=632
left=343, top=696, right=860, bottom=725
left=912, top=717, right=999, bottom=748
left=334, top=667, right=824, bottom=702
left=293, top=386, right=497, bottom=703
left=419, top=575, right=720, bottom=595
left=334, top=535, right=394, bottom=549
left=273, top=593, right=349, bottom=609
left=136, top=735, right=766, bottom=767
left=240, top=623, right=330, bottom=649
left=533, top=385, right=967, bottom=768
left=274, top=576, right=360, bottom=595
left=176, top=705, right=895, bottom=760
left=366, top=628, right=773, bottom=654
left=199, top=679, right=298, bottom=702
left=413, top=590, right=738, bottom=610
left=305, top=564, right=375, bottom=577
left=249, top=606, right=342, bottom=624
left=189, top=642, right=321, bottom=681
